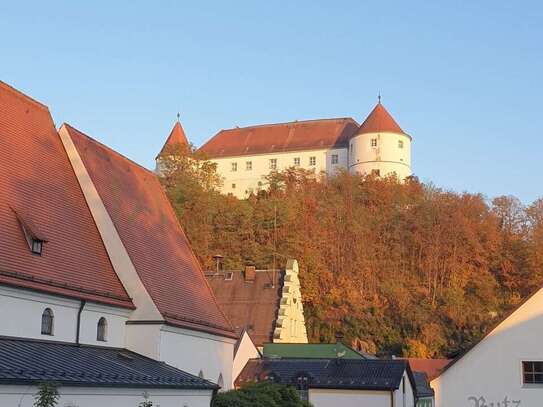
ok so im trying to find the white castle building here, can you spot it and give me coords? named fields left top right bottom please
left=157, top=99, right=412, bottom=198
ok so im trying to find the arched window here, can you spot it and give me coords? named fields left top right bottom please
left=41, top=308, right=54, bottom=335
left=97, top=317, right=107, bottom=341
left=217, top=373, right=224, bottom=388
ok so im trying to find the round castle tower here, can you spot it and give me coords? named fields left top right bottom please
left=349, top=99, right=412, bottom=180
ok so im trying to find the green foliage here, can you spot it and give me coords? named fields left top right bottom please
left=160, top=159, right=543, bottom=358
left=34, top=383, right=59, bottom=407
left=212, top=382, right=312, bottom=407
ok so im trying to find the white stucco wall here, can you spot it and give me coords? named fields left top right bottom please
left=160, top=325, right=236, bottom=390
left=233, top=331, right=260, bottom=383
left=0, top=285, right=129, bottom=347
left=349, top=131, right=411, bottom=180
left=0, top=385, right=213, bottom=407
left=394, top=372, right=415, bottom=407
left=210, top=147, right=347, bottom=198
left=309, top=388, right=392, bottom=407
left=431, top=287, right=543, bottom=407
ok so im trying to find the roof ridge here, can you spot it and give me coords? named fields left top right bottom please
left=62, top=123, right=155, bottom=176
left=0, top=80, right=49, bottom=111
left=218, top=117, right=358, bottom=133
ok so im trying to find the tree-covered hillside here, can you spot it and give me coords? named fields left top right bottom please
left=159, top=147, right=543, bottom=358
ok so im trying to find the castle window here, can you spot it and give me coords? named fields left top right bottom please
left=371, top=138, right=378, bottom=147
left=523, top=361, right=543, bottom=384
left=331, top=154, right=338, bottom=165
left=232, top=183, right=236, bottom=189
left=246, top=161, right=252, bottom=171
left=398, top=140, right=404, bottom=149
left=97, top=317, right=107, bottom=342
left=41, top=308, right=54, bottom=335
left=309, top=156, right=316, bottom=166
left=269, top=159, right=277, bottom=170
left=231, top=162, right=237, bottom=172
left=294, top=157, right=300, bottom=166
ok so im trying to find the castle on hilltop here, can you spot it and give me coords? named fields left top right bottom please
left=157, top=99, right=412, bottom=198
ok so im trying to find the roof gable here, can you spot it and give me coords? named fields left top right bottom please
left=0, top=81, right=132, bottom=308
left=65, top=124, right=235, bottom=338
left=198, top=118, right=359, bottom=158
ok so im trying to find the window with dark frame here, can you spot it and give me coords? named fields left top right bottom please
left=294, top=157, right=300, bottom=166
left=224, top=272, right=233, bottom=281
left=398, top=140, right=404, bottom=149
left=371, top=138, right=378, bottom=147
left=269, top=159, right=277, bottom=170
left=309, top=156, right=316, bottom=166
left=523, top=361, right=543, bottom=384
left=331, top=154, right=338, bottom=164
left=246, top=161, right=252, bottom=171
left=97, top=317, right=107, bottom=342
left=231, top=162, right=237, bottom=172
left=296, top=376, right=309, bottom=401
left=41, top=308, right=54, bottom=335
left=31, top=239, right=43, bottom=255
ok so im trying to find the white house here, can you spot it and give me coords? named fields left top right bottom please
left=157, top=99, right=412, bottom=198
left=431, top=286, right=543, bottom=407
left=0, top=80, right=238, bottom=406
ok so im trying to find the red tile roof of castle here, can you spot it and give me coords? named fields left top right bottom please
left=198, top=118, right=359, bottom=159
left=65, top=124, right=236, bottom=338
left=156, top=121, right=189, bottom=158
left=0, top=81, right=133, bottom=309
left=355, top=102, right=406, bottom=136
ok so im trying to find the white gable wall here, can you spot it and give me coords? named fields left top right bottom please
left=0, top=285, right=128, bottom=348
left=431, top=287, right=543, bottom=407
left=160, top=325, right=236, bottom=390
left=233, top=331, right=260, bottom=383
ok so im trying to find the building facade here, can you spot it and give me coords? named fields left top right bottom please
left=158, top=100, right=412, bottom=198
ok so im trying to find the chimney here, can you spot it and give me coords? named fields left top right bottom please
left=244, top=265, right=256, bottom=282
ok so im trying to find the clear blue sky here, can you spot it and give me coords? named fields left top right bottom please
left=2, top=1, right=541, bottom=203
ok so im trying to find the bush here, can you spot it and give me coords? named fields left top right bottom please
left=212, top=381, right=312, bottom=407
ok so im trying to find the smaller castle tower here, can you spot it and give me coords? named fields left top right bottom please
left=349, top=99, right=412, bottom=180
left=155, top=119, right=190, bottom=173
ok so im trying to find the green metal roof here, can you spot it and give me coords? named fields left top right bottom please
left=262, top=342, right=369, bottom=359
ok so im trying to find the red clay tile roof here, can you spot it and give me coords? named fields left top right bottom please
left=206, top=270, right=283, bottom=346
left=65, top=124, right=236, bottom=338
left=0, top=81, right=133, bottom=309
left=157, top=121, right=189, bottom=158
left=355, top=102, right=406, bottom=136
left=198, top=118, right=359, bottom=159
left=405, top=358, right=451, bottom=381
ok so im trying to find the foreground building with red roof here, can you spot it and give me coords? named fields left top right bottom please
left=157, top=99, right=412, bottom=198
left=0, top=80, right=237, bottom=406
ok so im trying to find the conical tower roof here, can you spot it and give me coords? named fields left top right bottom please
left=157, top=121, right=189, bottom=158
left=355, top=100, right=405, bottom=136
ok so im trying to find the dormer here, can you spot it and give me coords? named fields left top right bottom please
left=11, top=208, right=47, bottom=256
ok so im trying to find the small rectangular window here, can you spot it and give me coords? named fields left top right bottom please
left=331, top=154, right=338, bottom=164
left=224, top=272, right=233, bottom=281
left=246, top=161, right=252, bottom=171
left=294, top=157, right=300, bottom=166
left=269, top=159, right=277, bottom=170
left=31, top=239, right=43, bottom=255
left=309, top=156, right=316, bottom=166
left=371, top=138, right=378, bottom=147
left=398, top=140, right=404, bottom=149
left=231, top=183, right=236, bottom=189
left=523, top=361, right=543, bottom=384
left=231, top=162, right=237, bottom=172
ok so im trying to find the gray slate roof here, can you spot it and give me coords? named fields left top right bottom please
left=413, top=372, right=434, bottom=398
left=237, top=358, right=412, bottom=391
left=0, top=337, right=217, bottom=390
